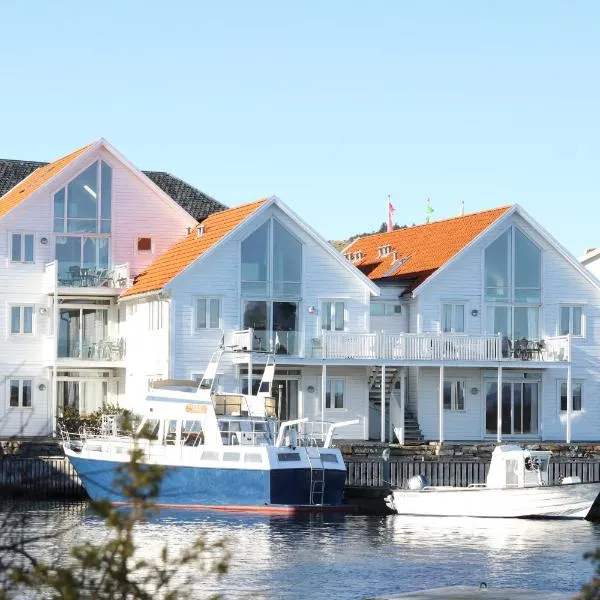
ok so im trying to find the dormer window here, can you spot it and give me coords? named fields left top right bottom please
left=377, top=245, right=392, bottom=258
left=354, top=251, right=363, bottom=261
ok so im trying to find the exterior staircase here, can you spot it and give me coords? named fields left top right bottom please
left=368, top=367, right=424, bottom=443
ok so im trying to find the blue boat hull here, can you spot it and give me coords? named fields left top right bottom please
left=67, top=454, right=348, bottom=513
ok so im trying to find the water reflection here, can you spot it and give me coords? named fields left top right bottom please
left=1, top=502, right=599, bottom=599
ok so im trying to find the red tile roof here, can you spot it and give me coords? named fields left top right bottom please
left=343, top=206, right=511, bottom=291
left=0, top=144, right=92, bottom=218
left=122, top=198, right=268, bottom=297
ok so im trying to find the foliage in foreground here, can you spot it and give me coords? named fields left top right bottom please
left=579, top=548, right=600, bottom=599
left=2, top=448, right=228, bottom=599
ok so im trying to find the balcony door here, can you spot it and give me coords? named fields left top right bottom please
left=243, top=301, right=298, bottom=355
left=58, top=305, right=109, bottom=359
left=485, top=380, right=539, bottom=436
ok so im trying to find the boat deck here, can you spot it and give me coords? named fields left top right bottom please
left=367, top=585, right=572, bottom=599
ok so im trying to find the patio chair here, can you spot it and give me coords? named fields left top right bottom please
left=68, top=265, right=83, bottom=286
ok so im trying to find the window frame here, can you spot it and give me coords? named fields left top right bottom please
left=559, top=380, right=583, bottom=413
left=558, top=305, right=584, bottom=338
left=325, top=377, right=345, bottom=409
left=10, top=232, right=35, bottom=264
left=9, top=305, right=34, bottom=335
left=441, top=302, right=466, bottom=333
left=8, top=378, right=33, bottom=409
left=148, top=300, right=164, bottom=331
left=320, top=300, right=346, bottom=331
left=194, top=297, right=222, bottom=331
left=443, top=379, right=466, bottom=412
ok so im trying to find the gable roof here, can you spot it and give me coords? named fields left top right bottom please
left=343, top=206, right=511, bottom=292
left=0, top=153, right=226, bottom=222
left=121, top=198, right=269, bottom=298
left=0, top=145, right=92, bottom=219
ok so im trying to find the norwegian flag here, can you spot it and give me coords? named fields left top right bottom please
left=387, top=199, right=395, bottom=232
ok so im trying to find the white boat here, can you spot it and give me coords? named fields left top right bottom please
left=62, top=349, right=357, bottom=514
left=385, top=445, right=600, bottom=520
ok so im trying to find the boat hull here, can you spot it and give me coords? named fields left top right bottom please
left=386, top=483, right=600, bottom=520
left=65, top=448, right=349, bottom=514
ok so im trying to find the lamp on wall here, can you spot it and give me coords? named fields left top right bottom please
left=40, top=237, right=49, bottom=245
left=470, top=387, right=479, bottom=395
left=307, top=306, right=317, bottom=314
left=38, top=383, right=46, bottom=391
left=39, top=307, right=48, bottom=315
left=471, top=309, right=479, bottom=317
left=306, top=385, right=315, bottom=393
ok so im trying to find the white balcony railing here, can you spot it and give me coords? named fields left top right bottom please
left=321, top=332, right=570, bottom=363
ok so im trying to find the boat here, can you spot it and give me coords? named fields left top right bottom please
left=385, top=445, right=600, bottom=520
left=62, top=349, right=357, bottom=514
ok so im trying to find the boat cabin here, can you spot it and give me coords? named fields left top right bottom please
left=486, top=445, right=551, bottom=489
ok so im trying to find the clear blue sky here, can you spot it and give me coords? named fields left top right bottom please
left=1, top=1, right=598, bottom=256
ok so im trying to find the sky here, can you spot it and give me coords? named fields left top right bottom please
left=1, top=1, right=599, bottom=256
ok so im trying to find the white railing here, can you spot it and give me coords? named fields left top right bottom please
left=45, top=260, right=131, bottom=289
left=321, top=332, right=569, bottom=362
left=226, top=328, right=254, bottom=352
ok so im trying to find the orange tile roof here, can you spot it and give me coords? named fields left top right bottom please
left=122, top=198, right=269, bottom=297
left=343, top=206, right=512, bottom=290
left=0, top=144, right=92, bottom=218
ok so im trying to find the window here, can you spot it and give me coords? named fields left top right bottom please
left=484, top=227, right=541, bottom=340
left=10, top=306, right=33, bottom=334
left=560, top=381, right=582, bottom=412
left=137, top=237, right=152, bottom=253
left=442, top=303, right=465, bottom=333
left=54, top=162, right=112, bottom=283
left=326, top=379, right=345, bottom=409
left=321, top=301, right=345, bottom=331
left=370, top=302, right=402, bottom=316
left=9, top=379, right=32, bottom=408
left=559, top=306, right=583, bottom=337
left=196, top=298, right=221, bottom=329
left=10, top=233, right=34, bottom=263
left=243, top=300, right=298, bottom=354
left=443, top=380, right=465, bottom=411
left=241, top=219, right=302, bottom=297
left=148, top=300, right=163, bottom=330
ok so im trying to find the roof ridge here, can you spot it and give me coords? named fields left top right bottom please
left=354, top=205, right=513, bottom=245
left=201, top=197, right=269, bottom=223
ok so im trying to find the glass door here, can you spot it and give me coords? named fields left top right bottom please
left=243, top=301, right=299, bottom=355
left=485, top=381, right=539, bottom=435
left=273, top=379, right=298, bottom=421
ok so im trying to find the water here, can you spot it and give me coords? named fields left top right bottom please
left=2, top=501, right=599, bottom=599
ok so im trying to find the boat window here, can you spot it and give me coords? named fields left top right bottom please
left=320, top=453, right=338, bottom=464
left=505, top=459, right=519, bottom=487
left=164, top=420, right=178, bottom=445
left=244, top=453, right=263, bottom=464
left=223, top=452, right=240, bottom=462
left=182, top=420, right=204, bottom=446
left=277, top=452, right=301, bottom=462
left=138, top=419, right=160, bottom=440
left=200, top=451, right=219, bottom=461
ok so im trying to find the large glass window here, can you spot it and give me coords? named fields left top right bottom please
left=241, top=219, right=301, bottom=297
left=54, top=161, right=112, bottom=285
left=243, top=300, right=298, bottom=354
left=485, top=380, right=538, bottom=435
left=484, top=227, right=541, bottom=341
left=58, top=307, right=108, bottom=358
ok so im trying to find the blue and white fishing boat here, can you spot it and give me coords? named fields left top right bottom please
left=62, top=350, right=356, bottom=514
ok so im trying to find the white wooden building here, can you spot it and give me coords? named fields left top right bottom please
left=0, top=140, right=198, bottom=436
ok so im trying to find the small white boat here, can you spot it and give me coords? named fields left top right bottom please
left=385, top=445, right=600, bottom=520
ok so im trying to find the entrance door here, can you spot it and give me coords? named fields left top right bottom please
left=485, top=381, right=539, bottom=435
left=273, top=379, right=298, bottom=421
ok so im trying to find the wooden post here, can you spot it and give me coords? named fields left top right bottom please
left=381, top=365, right=386, bottom=442
left=497, top=366, right=503, bottom=443
left=439, top=364, right=444, bottom=443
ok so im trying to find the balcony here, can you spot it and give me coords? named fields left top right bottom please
left=319, top=332, right=570, bottom=363
left=44, top=261, right=131, bottom=294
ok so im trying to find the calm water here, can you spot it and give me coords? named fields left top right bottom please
left=2, top=501, right=600, bottom=599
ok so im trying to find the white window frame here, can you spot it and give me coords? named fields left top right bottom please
left=148, top=300, right=163, bottom=331
left=8, top=378, right=33, bottom=409
left=443, top=379, right=466, bottom=412
left=320, top=300, right=346, bottom=331
left=441, top=302, right=466, bottom=333
left=136, top=236, right=153, bottom=254
left=9, top=305, right=34, bottom=335
left=326, top=378, right=345, bottom=409
left=558, top=305, right=584, bottom=338
left=194, top=297, right=222, bottom=331
left=558, top=380, right=583, bottom=413
left=10, top=233, right=35, bottom=263
left=370, top=301, right=402, bottom=317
